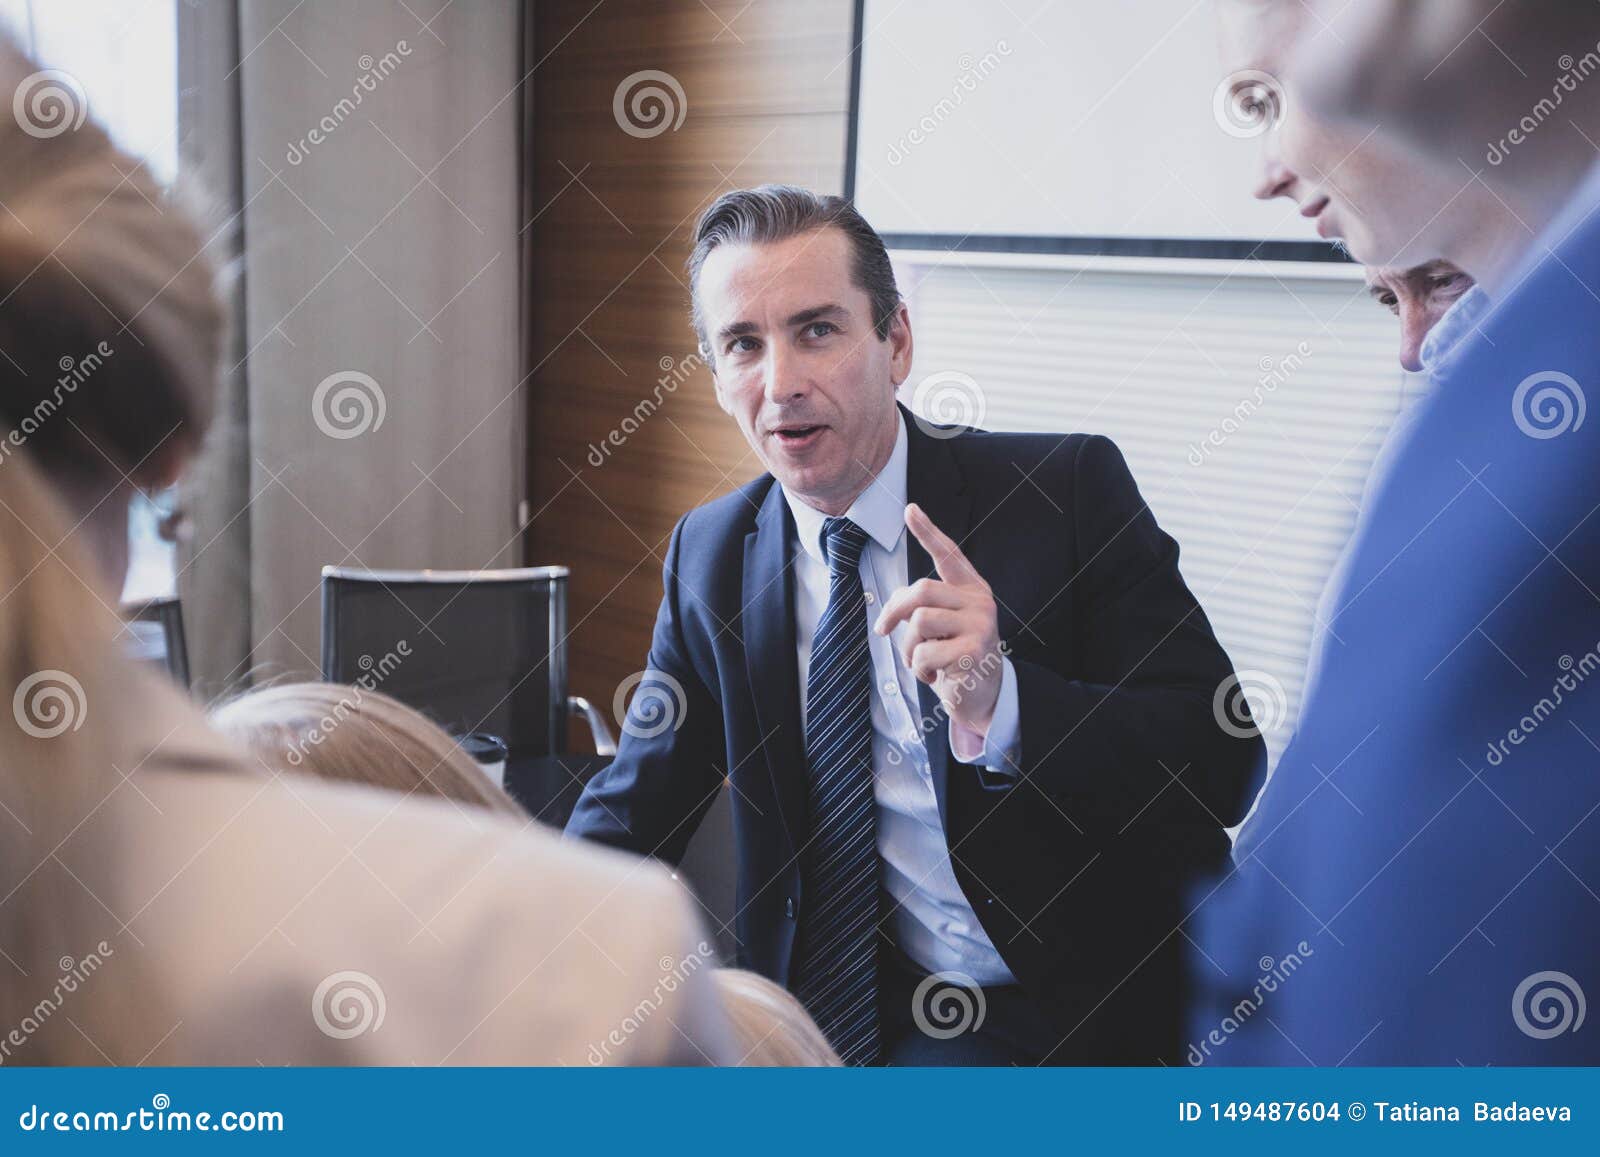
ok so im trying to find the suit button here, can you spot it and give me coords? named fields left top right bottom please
left=785, top=897, right=796, bottom=919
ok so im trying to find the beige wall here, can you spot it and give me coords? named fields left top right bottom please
left=229, top=0, right=525, bottom=684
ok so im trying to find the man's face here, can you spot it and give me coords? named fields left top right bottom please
left=697, top=225, right=912, bottom=515
left=1217, top=0, right=1460, bottom=268
left=1365, top=260, right=1474, bottom=372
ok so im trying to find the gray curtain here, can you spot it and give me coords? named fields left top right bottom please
left=177, top=0, right=526, bottom=694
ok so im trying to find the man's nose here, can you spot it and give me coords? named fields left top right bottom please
left=763, top=344, right=810, bottom=404
left=1253, top=152, right=1297, bottom=202
left=1397, top=300, right=1429, bottom=373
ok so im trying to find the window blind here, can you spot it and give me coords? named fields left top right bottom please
left=898, top=258, right=1408, bottom=773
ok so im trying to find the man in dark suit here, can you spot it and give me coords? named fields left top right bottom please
left=566, top=185, right=1264, bottom=1065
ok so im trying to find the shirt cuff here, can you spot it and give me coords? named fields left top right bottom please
left=948, top=657, right=1022, bottom=778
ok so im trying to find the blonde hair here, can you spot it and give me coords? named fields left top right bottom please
left=210, top=683, right=526, bottom=818
left=0, top=34, right=231, bottom=1061
left=712, top=969, right=841, bottom=1066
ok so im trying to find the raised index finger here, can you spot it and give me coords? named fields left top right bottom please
left=905, top=502, right=981, bottom=584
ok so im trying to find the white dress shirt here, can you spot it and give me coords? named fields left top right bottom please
left=784, top=414, right=1020, bottom=985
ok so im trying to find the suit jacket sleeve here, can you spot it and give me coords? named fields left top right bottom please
left=563, top=515, right=727, bottom=863
left=1009, top=434, right=1265, bottom=826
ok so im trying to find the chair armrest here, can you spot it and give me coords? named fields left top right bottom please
left=567, top=695, right=617, bottom=756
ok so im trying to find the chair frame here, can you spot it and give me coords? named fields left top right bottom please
left=318, top=565, right=615, bottom=756
left=122, top=594, right=190, bottom=688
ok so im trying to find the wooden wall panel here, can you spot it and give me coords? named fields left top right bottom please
left=525, top=0, right=856, bottom=733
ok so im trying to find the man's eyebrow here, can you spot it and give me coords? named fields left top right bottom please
left=716, top=319, right=760, bottom=343
left=715, top=303, right=849, bottom=345
left=785, top=303, right=848, bottom=327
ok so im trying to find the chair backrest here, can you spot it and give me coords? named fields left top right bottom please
left=319, top=566, right=570, bottom=758
left=122, top=595, right=190, bottom=688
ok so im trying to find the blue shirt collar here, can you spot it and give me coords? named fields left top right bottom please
left=783, top=412, right=908, bottom=565
left=1423, top=161, right=1600, bottom=383
left=1420, top=283, right=1493, bottom=382
left=1498, top=159, right=1600, bottom=304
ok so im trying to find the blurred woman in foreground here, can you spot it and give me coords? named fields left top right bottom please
left=211, top=683, right=526, bottom=818
left=213, top=683, right=855, bottom=1066
left=712, top=970, right=841, bottom=1066
left=211, top=683, right=847, bottom=1065
left=0, top=36, right=731, bottom=1065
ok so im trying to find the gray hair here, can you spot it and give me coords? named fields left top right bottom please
left=686, top=185, right=900, bottom=365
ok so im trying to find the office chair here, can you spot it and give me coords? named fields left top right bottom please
left=122, top=595, right=191, bottom=688
left=319, top=566, right=616, bottom=819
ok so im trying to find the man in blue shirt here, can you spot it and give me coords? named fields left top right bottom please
left=1195, top=0, right=1600, bottom=1064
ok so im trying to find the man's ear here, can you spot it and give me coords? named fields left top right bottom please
left=887, top=300, right=914, bottom=387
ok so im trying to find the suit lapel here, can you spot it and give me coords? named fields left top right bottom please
left=902, top=406, right=971, bottom=832
left=743, top=480, right=806, bottom=854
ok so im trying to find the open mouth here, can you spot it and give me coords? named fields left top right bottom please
left=772, top=424, right=826, bottom=448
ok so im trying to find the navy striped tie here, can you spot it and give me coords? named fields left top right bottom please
left=794, top=516, right=880, bottom=1065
